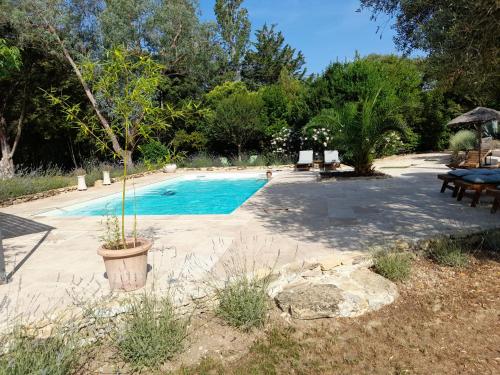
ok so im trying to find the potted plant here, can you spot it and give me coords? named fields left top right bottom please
left=163, top=146, right=186, bottom=173
left=102, top=164, right=112, bottom=185
left=75, top=168, right=87, bottom=191
left=98, top=215, right=152, bottom=291
left=48, top=48, right=180, bottom=291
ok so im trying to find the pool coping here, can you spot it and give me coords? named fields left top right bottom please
left=37, top=170, right=277, bottom=218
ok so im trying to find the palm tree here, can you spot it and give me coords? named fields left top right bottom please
left=306, top=89, right=406, bottom=175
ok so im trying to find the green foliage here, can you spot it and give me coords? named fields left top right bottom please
left=206, top=89, right=267, bottom=159
left=0, top=329, right=81, bottom=375
left=171, top=130, right=207, bottom=154
left=449, top=130, right=477, bottom=153
left=0, top=167, right=73, bottom=202
left=117, top=294, right=187, bottom=370
left=373, top=251, right=412, bottom=281
left=139, top=139, right=169, bottom=164
left=413, top=89, right=457, bottom=151
left=0, top=38, right=21, bottom=79
left=259, top=85, right=289, bottom=132
left=46, top=47, right=177, bottom=163
left=214, top=0, right=251, bottom=80
left=181, top=153, right=220, bottom=168
left=361, top=0, right=499, bottom=105
left=205, top=80, right=249, bottom=105
left=427, top=238, right=470, bottom=267
left=375, top=131, right=405, bottom=157
left=0, top=163, right=153, bottom=202
left=242, top=24, right=305, bottom=87
left=309, top=55, right=422, bottom=115
left=164, top=146, right=187, bottom=165
left=307, top=55, right=428, bottom=152
left=306, top=88, right=407, bottom=174
left=216, top=276, right=269, bottom=330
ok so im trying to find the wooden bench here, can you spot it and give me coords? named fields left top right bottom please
left=437, top=174, right=461, bottom=197
left=486, top=188, right=500, bottom=214
left=454, top=180, right=497, bottom=207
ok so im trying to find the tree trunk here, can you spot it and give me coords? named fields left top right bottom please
left=0, top=82, right=27, bottom=179
left=0, top=117, right=14, bottom=179
left=0, top=151, right=14, bottom=179
left=355, top=163, right=374, bottom=176
left=237, top=144, right=242, bottom=162
left=45, top=23, right=125, bottom=160
left=0, top=135, right=14, bottom=178
left=122, top=150, right=133, bottom=168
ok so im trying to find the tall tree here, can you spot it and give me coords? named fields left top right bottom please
left=360, top=0, right=499, bottom=105
left=242, top=24, right=305, bottom=88
left=214, top=0, right=251, bottom=81
left=0, top=38, right=22, bottom=178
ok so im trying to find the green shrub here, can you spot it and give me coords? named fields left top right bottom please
left=449, top=130, right=477, bottom=153
left=216, top=276, right=269, bottom=330
left=0, top=175, right=73, bottom=201
left=0, top=330, right=81, bottom=375
left=117, top=294, right=187, bottom=370
left=182, top=153, right=220, bottom=168
left=427, top=238, right=470, bottom=267
left=0, top=162, right=154, bottom=202
left=373, top=251, right=412, bottom=281
left=171, top=130, right=207, bottom=154
left=138, top=139, right=169, bottom=164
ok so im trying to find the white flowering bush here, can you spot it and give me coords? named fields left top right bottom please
left=270, top=127, right=294, bottom=155
left=301, top=127, right=335, bottom=150
left=376, top=131, right=405, bottom=156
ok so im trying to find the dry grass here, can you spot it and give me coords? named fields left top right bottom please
left=176, top=249, right=499, bottom=375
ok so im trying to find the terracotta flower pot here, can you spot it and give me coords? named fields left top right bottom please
left=97, top=238, right=152, bottom=291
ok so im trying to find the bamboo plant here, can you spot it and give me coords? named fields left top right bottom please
left=47, top=47, right=183, bottom=247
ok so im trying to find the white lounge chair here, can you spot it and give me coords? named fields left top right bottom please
left=324, top=150, right=340, bottom=170
left=296, top=150, right=313, bottom=171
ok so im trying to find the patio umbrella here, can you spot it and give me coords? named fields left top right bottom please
left=448, top=107, right=500, bottom=165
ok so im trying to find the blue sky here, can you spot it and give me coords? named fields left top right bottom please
left=198, top=0, right=401, bottom=74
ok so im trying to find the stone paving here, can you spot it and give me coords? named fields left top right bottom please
left=0, top=153, right=498, bottom=327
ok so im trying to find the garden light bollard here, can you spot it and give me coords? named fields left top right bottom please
left=103, top=170, right=112, bottom=185
left=0, top=229, right=6, bottom=284
left=77, top=175, right=87, bottom=190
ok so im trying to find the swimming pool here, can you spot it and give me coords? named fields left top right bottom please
left=46, top=173, right=268, bottom=216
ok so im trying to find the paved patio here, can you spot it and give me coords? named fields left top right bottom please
left=0, top=153, right=498, bottom=327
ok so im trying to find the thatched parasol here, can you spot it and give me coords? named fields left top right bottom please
left=448, top=107, right=500, bottom=166
left=448, top=107, right=500, bottom=127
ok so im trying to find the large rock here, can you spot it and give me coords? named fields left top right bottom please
left=272, top=261, right=398, bottom=320
left=275, top=283, right=344, bottom=319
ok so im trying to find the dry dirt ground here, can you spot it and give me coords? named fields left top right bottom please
left=173, top=254, right=500, bottom=375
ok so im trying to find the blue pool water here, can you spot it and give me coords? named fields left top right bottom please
left=49, top=174, right=267, bottom=216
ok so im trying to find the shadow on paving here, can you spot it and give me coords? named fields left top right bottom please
left=0, top=212, right=54, bottom=280
left=245, top=170, right=499, bottom=251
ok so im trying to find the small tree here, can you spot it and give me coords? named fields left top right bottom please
left=208, top=91, right=266, bottom=160
left=306, top=89, right=406, bottom=175
left=47, top=48, right=177, bottom=246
